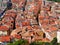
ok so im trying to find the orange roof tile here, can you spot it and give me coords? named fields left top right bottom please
left=39, top=15, right=44, bottom=20
left=15, top=34, right=21, bottom=39
left=27, top=26, right=32, bottom=30
left=43, top=19, right=49, bottom=23
left=0, top=26, right=9, bottom=31
left=22, top=22, right=30, bottom=26
left=0, top=36, right=10, bottom=42
left=50, top=26, right=58, bottom=31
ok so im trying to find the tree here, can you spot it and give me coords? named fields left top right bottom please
left=8, top=43, right=14, bottom=45
left=36, top=42, right=45, bottom=45
left=48, top=0, right=60, bottom=2
left=50, top=37, right=58, bottom=45
left=30, top=42, right=37, bottom=45
left=45, top=42, right=50, bottom=45
left=8, top=39, right=29, bottom=45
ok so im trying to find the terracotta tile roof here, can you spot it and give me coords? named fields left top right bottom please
left=27, top=26, right=32, bottom=30
left=0, top=26, right=9, bottom=31
left=22, top=21, right=30, bottom=26
left=14, top=34, right=21, bottom=39
left=39, top=15, right=44, bottom=20
left=48, top=26, right=58, bottom=31
left=0, top=36, right=10, bottom=42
